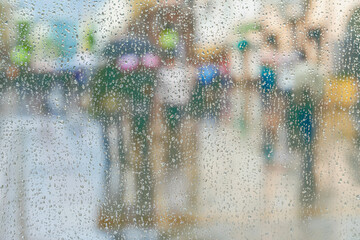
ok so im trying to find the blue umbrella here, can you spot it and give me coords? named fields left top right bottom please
left=198, top=65, right=220, bottom=85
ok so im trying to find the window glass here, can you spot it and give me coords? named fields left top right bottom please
left=1, top=0, right=360, bottom=239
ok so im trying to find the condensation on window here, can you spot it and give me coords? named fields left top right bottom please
left=1, top=0, right=360, bottom=239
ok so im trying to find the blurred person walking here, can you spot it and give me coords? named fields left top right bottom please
left=189, top=62, right=225, bottom=123
left=155, top=53, right=197, bottom=223
left=92, top=42, right=159, bottom=226
left=124, top=54, right=157, bottom=222
left=259, top=37, right=279, bottom=166
left=229, top=29, right=262, bottom=132
left=90, top=56, right=127, bottom=206
left=158, top=56, right=188, bottom=168
left=276, top=49, right=299, bottom=165
left=292, top=50, right=323, bottom=217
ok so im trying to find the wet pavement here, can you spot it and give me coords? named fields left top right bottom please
left=1, top=90, right=360, bottom=239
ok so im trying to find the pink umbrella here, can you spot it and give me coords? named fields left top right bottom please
left=142, top=53, right=161, bottom=68
left=116, top=54, right=139, bottom=72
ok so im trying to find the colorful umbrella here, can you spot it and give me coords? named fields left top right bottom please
left=198, top=65, right=220, bottom=85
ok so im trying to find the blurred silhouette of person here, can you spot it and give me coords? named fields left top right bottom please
left=230, top=32, right=261, bottom=131
left=156, top=52, right=196, bottom=218
left=189, top=63, right=224, bottom=125
left=92, top=50, right=158, bottom=224
left=90, top=58, right=127, bottom=207
left=293, top=49, right=323, bottom=216
left=217, top=50, right=233, bottom=122
left=276, top=50, right=299, bottom=165
left=157, top=54, right=195, bottom=170
left=259, top=38, right=279, bottom=166
left=127, top=65, right=157, bottom=220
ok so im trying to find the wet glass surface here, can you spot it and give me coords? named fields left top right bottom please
left=1, top=0, right=360, bottom=239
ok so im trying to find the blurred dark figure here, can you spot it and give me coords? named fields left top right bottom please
left=189, top=64, right=224, bottom=122
left=157, top=55, right=194, bottom=169
left=154, top=52, right=197, bottom=223
left=259, top=44, right=278, bottom=164
left=92, top=51, right=158, bottom=226
left=90, top=59, right=126, bottom=198
left=292, top=50, right=323, bottom=216
left=126, top=66, right=156, bottom=220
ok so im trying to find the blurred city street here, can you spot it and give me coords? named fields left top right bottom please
left=1, top=0, right=360, bottom=239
